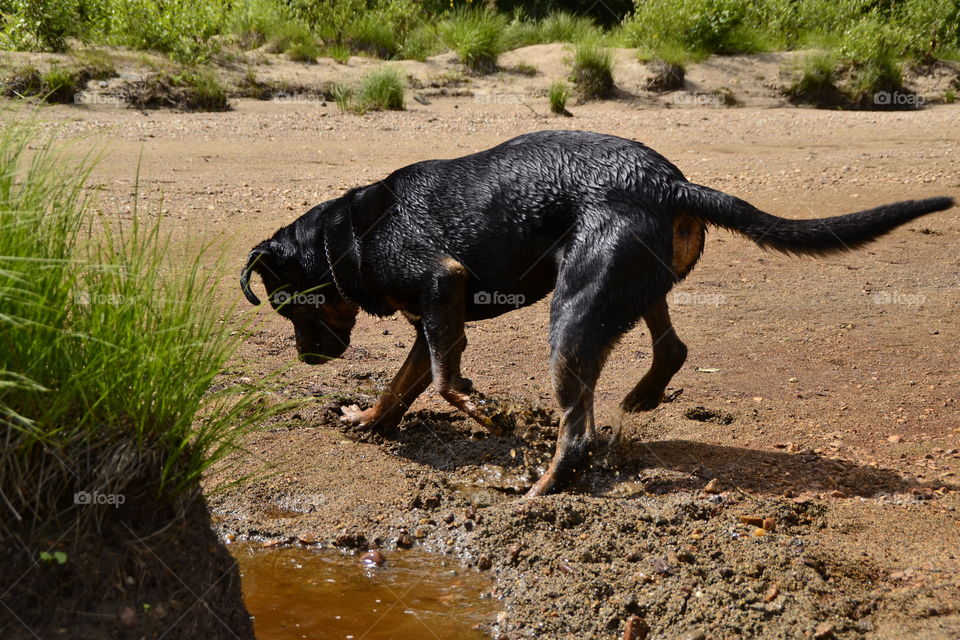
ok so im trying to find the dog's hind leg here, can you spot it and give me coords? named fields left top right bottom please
left=528, top=218, right=674, bottom=496
left=620, top=297, right=687, bottom=412
left=341, top=323, right=432, bottom=430
left=420, top=258, right=501, bottom=434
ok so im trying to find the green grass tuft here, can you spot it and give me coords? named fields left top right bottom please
left=0, top=115, right=282, bottom=542
left=334, top=67, right=406, bottom=114
left=570, top=42, right=614, bottom=100
left=439, top=8, right=508, bottom=74
left=548, top=80, right=571, bottom=115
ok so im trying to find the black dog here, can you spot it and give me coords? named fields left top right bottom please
left=241, top=130, right=953, bottom=496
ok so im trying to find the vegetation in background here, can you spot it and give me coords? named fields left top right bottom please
left=1, top=0, right=959, bottom=110
left=569, top=42, right=614, bottom=99
left=1, top=59, right=117, bottom=103
left=333, top=66, right=405, bottom=113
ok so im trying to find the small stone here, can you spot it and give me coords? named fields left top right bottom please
left=397, top=534, right=413, bottom=548
left=762, top=517, right=776, bottom=532
left=361, top=550, right=385, bottom=567
left=764, top=583, right=780, bottom=602
left=739, top=515, right=764, bottom=527
left=814, top=622, right=835, bottom=639
left=623, top=615, right=649, bottom=640
left=704, top=478, right=721, bottom=494
left=477, top=555, right=492, bottom=571
left=888, top=434, right=904, bottom=443
left=751, top=527, right=767, bottom=537
left=829, top=490, right=845, bottom=499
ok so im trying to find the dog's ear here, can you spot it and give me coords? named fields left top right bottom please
left=240, top=247, right=271, bottom=305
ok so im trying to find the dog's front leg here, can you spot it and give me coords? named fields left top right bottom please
left=341, top=324, right=432, bottom=430
left=420, top=258, right=500, bottom=435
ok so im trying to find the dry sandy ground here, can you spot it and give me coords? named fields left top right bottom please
left=20, top=47, right=960, bottom=639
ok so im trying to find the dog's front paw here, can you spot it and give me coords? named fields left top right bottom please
left=340, top=404, right=371, bottom=425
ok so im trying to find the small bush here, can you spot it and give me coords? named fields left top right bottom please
left=345, top=13, right=401, bottom=58
left=229, top=0, right=286, bottom=50
left=549, top=80, right=571, bottom=115
left=334, top=67, right=405, bottom=114
left=400, top=24, right=441, bottom=61
left=646, top=60, right=685, bottom=92
left=570, top=42, right=614, bottom=99
left=624, top=0, right=753, bottom=57
left=286, top=40, right=319, bottom=63
left=784, top=52, right=846, bottom=107
left=540, top=11, right=600, bottom=44
left=439, top=8, right=509, bottom=74
left=324, top=43, right=353, bottom=64
left=122, top=68, right=230, bottom=111
left=108, top=0, right=229, bottom=63
left=265, top=20, right=315, bottom=55
left=70, top=49, right=118, bottom=81
left=838, top=14, right=906, bottom=105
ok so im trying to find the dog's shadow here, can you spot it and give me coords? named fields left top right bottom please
left=321, top=399, right=951, bottom=498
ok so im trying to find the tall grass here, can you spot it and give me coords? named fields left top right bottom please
left=439, top=8, right=509, bottom=74
left=0, top=116, right=275, bottom=540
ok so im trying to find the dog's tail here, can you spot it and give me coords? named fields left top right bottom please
left=674, top=182, right=953, bottom=256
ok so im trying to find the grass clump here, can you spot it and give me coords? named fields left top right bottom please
left=286, top=39, right=320, bottom=63
left=548, top=79, right=571, bottom=116
left=0, top=116, right=278, bottom=544
left=334, top=67, right=405, bottom=114
left=439, top=8, right=509, bottom=74
left=569, top=42, right=614, bottom=99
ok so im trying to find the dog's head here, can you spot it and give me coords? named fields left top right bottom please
left=240, top=228, right=358, bottom=365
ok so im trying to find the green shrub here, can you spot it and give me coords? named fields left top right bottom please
left=400, top=24, right=441, bottom=61
left=229, top=0, right=287, bottom=50
left=1, top=0, right=82, bottom=51
left=539, top=11, right=600, bottom=44
left=264, top=20, right=316, bottom=55
left=334, top=67, right=405, bottom=113
left=345, top=13, right=401, bottom=58
left=838, top=14, right=904, bottom=102
left=439, top=8, right=509, bottom=74
left=324, top=43, right=353, bottom=64
left=548, top=79, right=571, bottom=115
left=108, top=0, right=229, bottom=63
left=286, top=40, right=319, bottom=63
left=570, top=42, right=614, bottom=99
left=624, top=0, right=753, bottom=57
left=1, top=63, right=96, bottom=104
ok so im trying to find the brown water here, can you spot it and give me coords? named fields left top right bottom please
left=232, top=544, right=498, bottom=640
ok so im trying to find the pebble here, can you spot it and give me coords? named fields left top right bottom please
left=477, top=555, right=492, bottom=571
left=764, top=583, right=780, bottom=602
left=623, top=615, right=649, bottom=640
left=814, top=622, right=836, bottom=639
left=751, top=527, right=767, bottom=537
left=739, top=515, right=764, bottom=527
left=888, top=434, right=904, bottom=443
left=704, top=478, right=721, bottom=494
left=360, top=550, right=385, bottom=567
left=762, top=517, right=776, bottom=532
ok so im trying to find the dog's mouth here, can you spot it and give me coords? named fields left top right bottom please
left=294, top=325, right=350, bottom=365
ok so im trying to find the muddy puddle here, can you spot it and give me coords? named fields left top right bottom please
left=231, top=544, right=498, bottom=640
